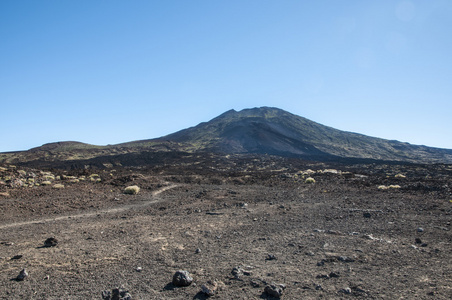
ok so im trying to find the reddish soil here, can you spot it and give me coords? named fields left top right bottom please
left=0, top=157, right=451, bottom=299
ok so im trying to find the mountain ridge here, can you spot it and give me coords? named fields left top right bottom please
left=157, top=107, right=452, bottom=163
left=1, top=107, right=452, bottom=166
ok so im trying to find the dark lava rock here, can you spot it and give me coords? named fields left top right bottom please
left=11, top=255, right=23, bottom=260
left=16, top=269, right=28, bottom=281
left=101, top=287, right=132, bottom=300
left=363, top=212, right=372, bottom=218
left=329, top=271, right=340, bottom=278
left=172, top=270, right=193, bottom=287
left=264, top=283, right=286, bottom=298
left=266, top=254, right=277, bottom=261
left=415, top=238, right=422, bottom=244
left=44, top=237, right=58, bottom=247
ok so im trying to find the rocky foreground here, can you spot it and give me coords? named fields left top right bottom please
left=0, top=157, right=451, bottom=299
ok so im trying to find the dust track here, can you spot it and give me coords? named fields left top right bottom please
left=0, top=184, right=179, bottom=229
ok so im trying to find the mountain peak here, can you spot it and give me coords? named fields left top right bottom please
left=162, top=107, right=452, bottom=163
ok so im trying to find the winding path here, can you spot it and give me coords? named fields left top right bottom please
left=0, top=183, right=179, bottom=229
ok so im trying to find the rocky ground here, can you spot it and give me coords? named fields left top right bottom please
left=0, top=156, right=451, bottom=299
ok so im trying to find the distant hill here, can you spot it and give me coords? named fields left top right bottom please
left=1, top=107, right=452, bottom=166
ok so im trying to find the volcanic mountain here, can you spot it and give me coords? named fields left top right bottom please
left=158, top=107, right=452, bottom=163
left=1, top=107, right=452, bottom=166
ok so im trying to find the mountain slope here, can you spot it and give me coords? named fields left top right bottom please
left=2, top=107, right=452, bottom=166
left=160, top=107, right=452, bottom=163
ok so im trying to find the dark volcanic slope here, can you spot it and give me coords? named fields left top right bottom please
left=2, top=107, right=452, bottom=166
left=161, top=107, right=452, bottom=163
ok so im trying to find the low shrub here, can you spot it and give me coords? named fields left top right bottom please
left=53, top=184, right=65, bottom=189
left=124, top=185, right=140, bottom=195
left=389, top=184, right=401, bottom=189
left=305, top=177, right=316, bottom=184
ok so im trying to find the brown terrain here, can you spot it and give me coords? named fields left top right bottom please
left=1, top=153, right=451, bottom=299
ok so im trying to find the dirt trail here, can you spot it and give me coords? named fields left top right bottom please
left=0, top=183, right=179, bottom=230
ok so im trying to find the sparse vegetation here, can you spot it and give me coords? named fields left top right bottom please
left=305, top=177, right=316, bottom=184
left=53, top=183, right=65, bottom=189
left=389, top=184, right=401, bottom=189
left=378, top=184, right=401, bottom=190
left=124, top=185, right=140, bottom=195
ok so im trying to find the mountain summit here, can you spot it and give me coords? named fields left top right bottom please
left=161, top=107, right=452, bottom=163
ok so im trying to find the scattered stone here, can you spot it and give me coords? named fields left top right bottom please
left=338, top=256, right=355, bottom=263
left=1, top=242, right=14, bottom=246
left=11, top=255, right=23, bottom=260
left=44, top=237, right=58, bottom=247
left=16, top=269, right=28, bottom=281
left=363, top=234, right=376, bottom=240
left=417, top=227, right=424, bottom=233
left=415, top=238, right=422, bottom=244
left=231, top=267, right=243, bottom=279
left=326, top=229, right=343, bottom=235
left=239, top=202, right=248, bottom=208
left=172, top=270, right=193, bottom=287
left=340, top=287, right=352, bottom=294
left=316, top=271, right=340, bottom=279
left=249, top=279, right=261, bottom=288
left=329, top=272, right=340, bottom=278
left=136, top=267, right=142, bottom=272
left=200, top=280, right=217, bottom=296
left=363, top=212, right=372, bottom=218
left=264, top=283, right=286, bottom=298
left=101, top=287, right=132, bottom=300
left=231, top=266, right=252, bottom=279
left=305, top=251, right=315, bottom=256
left=266, top=254, right=277, bottom=261
left=195, top=248, right=201, bottom=254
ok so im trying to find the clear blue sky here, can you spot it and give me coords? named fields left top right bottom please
left=1, top=0, right=451, bottom=152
